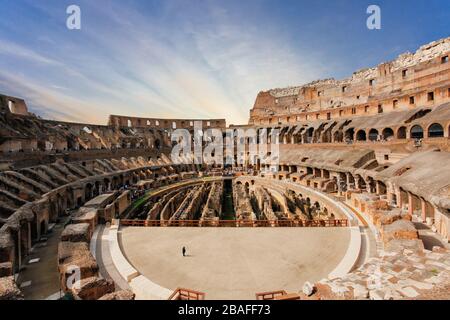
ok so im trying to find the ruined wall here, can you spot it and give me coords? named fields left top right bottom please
left=108, top=115, right=226, bottom=130
left=0, top=95, right=29, bottom=116
left=249, top=37, right=450, bottom=125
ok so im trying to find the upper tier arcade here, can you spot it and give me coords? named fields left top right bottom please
left=249, top=37, right=450, bottom=125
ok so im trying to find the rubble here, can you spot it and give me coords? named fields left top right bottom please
left=0, top=276, right=23, bottom=300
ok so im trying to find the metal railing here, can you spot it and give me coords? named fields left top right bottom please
left=168, top=288, right=206, bottom=300
left=256, top=290, right=287, bottom=300
left=120, top=219, right=348, bottom=228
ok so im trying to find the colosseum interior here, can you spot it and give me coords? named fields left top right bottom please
left=0, top=37, right=450, bottom=301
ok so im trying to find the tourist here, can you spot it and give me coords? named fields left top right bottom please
left=182, top=246, right=186, bottom=257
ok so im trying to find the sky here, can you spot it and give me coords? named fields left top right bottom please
left=0, top=0, right=449, bottom=125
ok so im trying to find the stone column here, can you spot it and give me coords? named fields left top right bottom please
left=27, top=222, right=31, bottom=254
left=397, top=189, right=402, bottom=208
left=355, top=176, right=360, bottom=190
left=336, top=175, right=342, bottom=195
left=421, top=199, right=427, bottom=222
left=17, top=228, right=21, bottom=270
left=408, top=193, right=414, bottom=216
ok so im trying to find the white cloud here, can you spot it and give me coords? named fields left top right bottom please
left=0, top=1, right=327, bottom=125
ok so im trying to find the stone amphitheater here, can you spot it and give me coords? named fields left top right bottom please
left=0, top=37, right=450, bottom=300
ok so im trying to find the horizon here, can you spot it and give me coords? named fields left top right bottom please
left=0, top=0, right=449, bottom=125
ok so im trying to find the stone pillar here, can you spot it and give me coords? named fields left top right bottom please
left=366, top=181, right=372, bottom=193
left=355, top=176, right=360, bottom=190
left=397, top=190, right=402, bottom=208
left=421, top=199, right=427, bottom=222
left=336, top=175, right=342, bottom=196
left=387, top=192, right=393, bottom=205
left=376, top=181, right=381, bottom=195
left=17, top=228, right=21, bottom=270
left=408, top=193, right=414, bottom=216
left=27, top=222, right=31, bottom=254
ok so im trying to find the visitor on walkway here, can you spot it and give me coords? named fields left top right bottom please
left=182, top=246, right=186, bottom=257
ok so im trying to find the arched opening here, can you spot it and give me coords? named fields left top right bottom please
left=306, top=128, right=314, bottom=143
left=377, top=181, right=387, bottom=195
left=428, top=123, right=444, bottom=138
left=154, top=139, right=161, bottom=150
left=397, top=126, right=407, bottom=139
left=31, top=214, right=38, bottom=241
left=333, top=130, right=343, bottom=143
left=382, top=128, right=394, bottom=140
left=40, top=220, right=46, bottom=238
left=368, top=129, right=378, bottom=141
left=344, top=128, right=354, bottom=142
left=85, top=183, right=93, bottom=201
left=94, top=181, right=101, bottom=197
left=356, top=130, right=366, bottom=141
left=410, top=125, right=424, bottom=139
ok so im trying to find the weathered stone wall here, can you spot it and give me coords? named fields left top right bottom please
left=249, top=37, right=450, bottom=125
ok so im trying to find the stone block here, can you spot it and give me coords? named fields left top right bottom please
left=98, top=290, right=135, bottom=300
left=72, top=208, right=98, bottom=236
left=315, top=282, right=354, bottom=300
left=302, top=281, right=315, bottom=296
left=381, top=220, right=419, bottom=245
left=58, top=241, right=99, bottom=292
left=0, top=276, right=24, bottom=300
left=61, top=223, right=91, bottom=243
left=0, top=262, right=13, bottom=277
left=71, top=277, right=115, bottom=300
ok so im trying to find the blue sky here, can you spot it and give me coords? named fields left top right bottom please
left=0, top=0, right=449, bottom=125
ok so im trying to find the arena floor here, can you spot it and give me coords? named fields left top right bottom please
left=119, top=227, right=351, bottom=299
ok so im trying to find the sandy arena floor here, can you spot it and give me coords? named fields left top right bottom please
left=119, top=227, right=350, bottom=299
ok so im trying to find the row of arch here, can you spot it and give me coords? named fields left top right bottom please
left=262, top=121, right=449, bottom=145
left=348, top=123, right=445, bottom=142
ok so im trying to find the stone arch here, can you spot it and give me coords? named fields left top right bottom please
left=427, top=123, right=444, bottom=138
left=306, top=127, right=314, bottom=143
left=382, top=128, right=394, bottom=140
left=410, top=125, right=424, bottom=139
left=85, top=183, right=93, bottom=201
left=104, top=178, right=111, bottom=191
left=91, top=181, right=98, bottom=197
left=333, top=130, right=343, bottom=143
left=154, top=139, right=161, bottom=150
left=40, top=219, right=47, bottom=237
left=377, top=180, right=387, bottom=195
left=366, top=176, right=376, bottom=193
left=30, top=213, right=38, bottom=241
left=368, top=129, right=379, bottom=141
left=397, top=126, right=407, bottom=139
left=344, top=128, right=354, bottom=141
left=356, top=130, right=366, bottom=141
